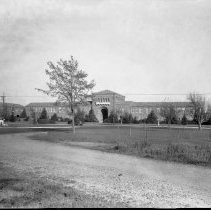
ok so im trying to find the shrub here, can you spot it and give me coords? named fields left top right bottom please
left=202, top=117, right=211, bottom=125
left=24, top=116, right=29, bottom=121
left=74, top=117, right=83, bottom=126
left=181, top=114, right=188, bottom=125
left=64, top=118, right=70, bottom=122
left=20, top=108, right=27, bottom=118
left=51, top=113, right=58, bottom=122
left=103, top=118, right=110, bottom=123
left=9, top=112, right=16, bottom=122
left=39, top=108, right=48, bottom=119
left=88, top=108, right=98, bottom=122
left=146, top=110, right=158, bottom=124
left=84, top=109, right=98, bottom=122
left=122, top=112, right=133, bottom=124
left=139, top=118, right=146, bottom=123
left=107, top=110, right=118, bottom=123
left=58, top=117, right=64, bottom=122
left=84, top=114, right=89, bottom=122
left=132, top=116, right=139, bottom=124
left=74, top=108, right=85, bottom=125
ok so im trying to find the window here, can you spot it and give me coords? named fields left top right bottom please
left=132, top=108, right=137, bottom=113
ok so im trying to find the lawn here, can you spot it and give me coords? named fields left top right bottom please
left=4, top=121, right=70, bottom=127
left=29, top=126, right=211, bottom=167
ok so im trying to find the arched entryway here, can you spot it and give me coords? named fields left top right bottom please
left=101, top=107, right=108, bottom=122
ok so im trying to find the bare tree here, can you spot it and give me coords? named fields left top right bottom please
left=160, top=102, right=179, bottom=126
left=29, top=107, right=38, bottom=125
left=36, top=56, right=95, bottom=133
left=187, top=92, right=210, bottom=129
left=116, top=105, right=123, bottom=125
left=1, top=103, right=9, bottom=121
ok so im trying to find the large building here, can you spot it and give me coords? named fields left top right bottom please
left=25, top=90, right=193, bottom=123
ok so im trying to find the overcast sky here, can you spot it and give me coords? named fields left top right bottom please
left=0, top=0, right=211, bottom=105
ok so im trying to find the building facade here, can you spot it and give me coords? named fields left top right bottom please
left=25, top=102, right=68, bottom=119
left=89, top=90, right=193, bottom=123
left=0, top=102, right=24, bottom=118
left=25, top=90, right=193, bottom=123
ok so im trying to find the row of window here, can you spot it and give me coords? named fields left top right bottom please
left=95, top=103, right=109, bottom=106
left=97, top=98, right=110, bottom=103
left=131, top=107, right=161, bottom=114
left=30, top=107, right=66, bottom=113
left=131, top=107, right=187, bottom=114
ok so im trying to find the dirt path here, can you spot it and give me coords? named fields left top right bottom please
left=0, top=133, right=211, bottom=208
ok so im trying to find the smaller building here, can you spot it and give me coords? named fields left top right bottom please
left=0, top=102, right=24, bottom=118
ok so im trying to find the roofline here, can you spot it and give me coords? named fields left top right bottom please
left=129, top=101, right=192, bottom=107
left=25, top=102, right=57, bottom=106
left=93, top=90, right=125, bottom=98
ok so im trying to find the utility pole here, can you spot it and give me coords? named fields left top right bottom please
left=2, top=92, right=5, bottom=105
left=1, top=92, right=6, bottom=107
left=1, top=92, right=6, bottom=119
left=113, top=93, right=115, bottom=125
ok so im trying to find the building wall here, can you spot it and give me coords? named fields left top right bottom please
left=0, top=103, right=24, bottom=118
left=91, top=92, right=125, bottom=122
left=24, top=90, right=193, bottom=123
left=25, top=105, right=69, bottom=119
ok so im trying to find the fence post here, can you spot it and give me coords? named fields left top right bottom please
left=177, top=128, right=180, bottom=142
left=129, top=126, right=131, bottom=137
left=145, top=127, right=148, bottom=141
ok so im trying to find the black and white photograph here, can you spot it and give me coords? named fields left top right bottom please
left=0, top=0, right=211, bottom=208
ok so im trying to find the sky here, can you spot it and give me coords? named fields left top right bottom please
left=0, top=0, right=211, bottom=105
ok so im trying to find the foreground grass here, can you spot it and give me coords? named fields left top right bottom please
left=30, top=126, right=211, bottom=167
left=0, top=162, right=127, bottom=208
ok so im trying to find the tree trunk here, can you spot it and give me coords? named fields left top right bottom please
left=71, top=105, right=75, bottom=134
left=198, top=122, right=202, bottom=130
left=72, top=116, right=75, bottom=134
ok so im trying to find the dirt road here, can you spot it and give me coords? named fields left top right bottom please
left=0, top=133, right=211, bottom=208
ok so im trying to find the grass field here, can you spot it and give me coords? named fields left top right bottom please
left=3, top=121, right=70, bottom=127
left=28, top=126, right=211, bottom=167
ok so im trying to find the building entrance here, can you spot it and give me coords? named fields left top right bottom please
left=101, top=107, right=108, bottom=122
